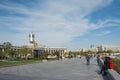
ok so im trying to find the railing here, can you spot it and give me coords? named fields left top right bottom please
left=98, top=58, right=120, bottom=80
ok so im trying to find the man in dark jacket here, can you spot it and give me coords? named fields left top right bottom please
left=100, top=57, right=110, bottom=76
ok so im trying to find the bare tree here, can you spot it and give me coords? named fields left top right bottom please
left=40, top=51, right=49, bottom=59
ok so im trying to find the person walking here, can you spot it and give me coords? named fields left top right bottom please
left=97, top=54, right=100, bottom=65
left=85, top=54, right=90, bottom=65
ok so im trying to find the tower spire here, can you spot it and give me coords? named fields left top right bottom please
left=29, top=32, right=35, bottom=43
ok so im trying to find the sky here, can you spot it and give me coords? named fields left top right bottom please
left=0, top=0, right=120, bottom=50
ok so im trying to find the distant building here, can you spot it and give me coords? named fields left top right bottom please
left=34, top=47, right=67, bottom=58
left=80, top=47, right=98, bottom=52
left=28, top=33, right=67, bottom=58
left=79, top=44, right=98, bottom=53
left=43, top=47, right=67, bottom=55
left=1, top=33, right=67, bottom=59
left=97, top=45, right=120, bottom=52
left=80, top=45, right=120, bottom=53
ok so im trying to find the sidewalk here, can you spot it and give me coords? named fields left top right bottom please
left=0, top=57, right=104, bottom=80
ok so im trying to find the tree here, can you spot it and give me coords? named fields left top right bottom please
left=107, top=50, right=113, bottom=53
left=107, top=50, right=113, bottom=56
left=20, top=47, right=32, bottom=60
left=40, top=51, right=49, bottom=59
left=2, top=42, right=12, bottom=59
left=8, top=49, right=16, bottom=59
left=54, top=51, right=60, bottom=59
left=0, top=50, right=3, bottom=59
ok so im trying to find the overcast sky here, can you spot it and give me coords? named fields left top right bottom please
left=0, top=0, right=120, bottom=50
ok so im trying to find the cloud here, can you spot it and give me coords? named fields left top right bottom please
left=0, top=0, right=120, bottom=49
left=96, top=30, right=112, bottom=36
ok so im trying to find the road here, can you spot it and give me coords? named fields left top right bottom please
left=0, top=57, right=104, bottom=80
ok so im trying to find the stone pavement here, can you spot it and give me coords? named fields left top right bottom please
left=0, top=57, right=104, bottom=80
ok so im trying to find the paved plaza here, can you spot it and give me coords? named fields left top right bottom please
left=0, top=57, right=104, bottom=80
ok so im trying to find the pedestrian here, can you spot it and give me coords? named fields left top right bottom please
left=60, top=55, right=62, bottom=60
left=85, top=54, right=90, bottom=65
left=79, top=54, right=82, bottom=59
left=97, top=54, right=100, bottom=65
left=99, top=57, right=110, bottom=76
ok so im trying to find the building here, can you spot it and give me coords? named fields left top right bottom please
left=79, top=44, right=98, bottom=53
left=80, top=45, right=120, bottom=53
left=80, top=47, right=98, bottom=53
left=0, top=33, right=67, bottom=59
left=28, top=33, right=67, bottom=58
left=28, top=33, right=38, bottom=49
left=34, top=47, right=67, bottom=58
left=97, top=45, right=120, bottom=52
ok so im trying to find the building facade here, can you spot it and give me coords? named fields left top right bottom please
left=28, top=33, right=67, bottom=58
left=80, top=47, right=98, bottom=52
left=80, top=45, right=120, bottom=53
left=34, top=47, right=67, bottom=58
left=97, top=45, right=120, bottom=52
